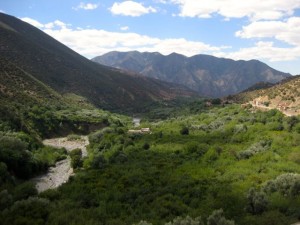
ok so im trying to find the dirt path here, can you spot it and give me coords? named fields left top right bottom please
left=32, top=136, right=89, bottom=193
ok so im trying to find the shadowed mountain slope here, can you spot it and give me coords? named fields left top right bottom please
left=0, top=13, right=196, bottom=112
left=93, top=51, right=291, bottom=97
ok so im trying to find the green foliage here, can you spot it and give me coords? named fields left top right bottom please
left=263, top=173, right=300, bottom=197
left=0, top=135, right=35, bottom=178
left=246, top=188, right=268, bottom=215
left=2, top=103, right=300, bottom=224
left=180, top=127, right=189, bottom=135
left=207, top=209, right=235, bottom=225
left=238, top=140, right=272, bottom=159
left=165, top=216, right=204, bottom=225
left=67, top=134, right=81, bottom=141
left=13, top=181, right=37, bottom=201
left=0, top=190, right=13, bottom=210
left=134, top=221, right=153, bottom=225
left=143, top=142, right=150, bottom=150
left=1, top=197, right=50, bottom=225
left=33, top=146, right=67, bottom=167
left=70, top=148, right=83, bottom=169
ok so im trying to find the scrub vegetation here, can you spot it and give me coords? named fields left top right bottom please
left=2, top=103, right=300, bottom=225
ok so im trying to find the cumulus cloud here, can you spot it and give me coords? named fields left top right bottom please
left=236, top=17, right=300, bottom=46
left=21, top=18, right=68, bottom=30
left=171, top=0, right=300, bottom=20
left=110, top=1, right=157, bottom=16
left=20, top=17, right=300, bottom=67
left=73, top=2, right=99, bottom=10
left=21, top=17, right=44, bottom=29
left=21, top=17, right=222, bottom=58
left=215, top=41, right=300, bottom=62
left=120, top=26, right=129, bottom=31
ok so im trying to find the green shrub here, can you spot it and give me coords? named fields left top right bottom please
left=246, top=188, right=268, bottom=215
left=207, top=209, right=235, bottom=225
left=13, top=182, right=37, bottom=201
left=180, top=127, right=189, bottom=135
left=263, top=173, right=300, bottom=197
left=67, top=134, right=81, bottom=141
left=143, top=143, right=150, bottom=150
left=165, top=215, right=204, bottom=225
left=70, top=148, right=83, bottom=169
left=238, top=140, right=272, bottom=159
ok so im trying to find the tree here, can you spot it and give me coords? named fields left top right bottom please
left=70, top=148, right=83, bottom=169
left=134, top=221, right=152, bottom=225
left=246, top=188, right=268, bottom=215
left=143, top=142, right=150, bottom=150
left=1, top=197, right=49, bottom=225
left=207, top=209, right=235, bottom=225
left=0, top=190, right=13, bottom=210
left=180, top=127, right=189, bottom=135
left=165, top=216, right=204, bottom=225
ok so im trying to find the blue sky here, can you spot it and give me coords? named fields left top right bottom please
left=1, top=0, right=300, bottom=74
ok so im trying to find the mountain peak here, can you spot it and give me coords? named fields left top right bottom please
left=0, top=13, right=197, bottom=112
left=92, top=51, right=291, bottom=97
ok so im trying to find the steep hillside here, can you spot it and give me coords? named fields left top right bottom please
left=235, top=75, right=300, bottom=116
left=92, top=51, right=291, bottom=97
left=0, top=13, right=195, bottom=113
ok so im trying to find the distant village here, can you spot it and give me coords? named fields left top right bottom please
left=129, top=117, right=152, bottom=134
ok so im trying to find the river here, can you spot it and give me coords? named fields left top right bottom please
left=32, top=136, right=89, bottom=193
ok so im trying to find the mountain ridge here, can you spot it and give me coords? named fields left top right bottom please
left=0, top=13, right=196, bottom=113
left=92, top=51, right=291, bottom=97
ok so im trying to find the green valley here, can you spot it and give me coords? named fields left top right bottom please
left=1, top=11, right=300, bottom=225
left=2, top=102, right=300, bottom=225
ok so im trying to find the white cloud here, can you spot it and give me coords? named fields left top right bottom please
left=44, top=20, right=69, bottom=29
left=0, top=10, right=5, bottom=13
left=171, top=0, right=300, bottom=20
left=22, top=18, right=222, bottom=58
left=73, top=2, right=99, bottom=10
left=21, top=18, right=69, bottom=30
left=20, top=17, right=300, bottom=71
left=236, top=17, right=300, bottom=46
left=215, top=41, right=300, bottom=62
left=110, top=1, right=157, bottom=16
left=21, top=17, right=44, bottom=29
left=154, top=0, right=168, bottom=4
left=120, top=26, right=129, bottom=31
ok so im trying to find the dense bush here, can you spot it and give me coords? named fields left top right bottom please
left=2, top=104, right=300, bottom=224
left=263, top=173, right=300, bottom=197
left=180, top=127, right=189, bottom=135
left=70, top=148, right=83, bottom=169
left=207, top=209, right=235, bottom=225
left=165, top=216, right=204, bottom=225
left=1, top=197, right=50, bottom=225
left=238, top=140, right=272, bottom=159
left=246, top=188, right=268, bottom=215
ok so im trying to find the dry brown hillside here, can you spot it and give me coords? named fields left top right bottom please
left=234, top=76, right=300, bottom=116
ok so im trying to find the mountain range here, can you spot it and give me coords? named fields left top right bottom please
left=0, top=13, right=195, bottom=113
left=92, top=51, right=291, bottom=97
